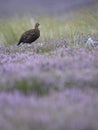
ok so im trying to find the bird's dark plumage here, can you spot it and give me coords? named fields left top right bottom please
left=17, top=23, right=40, bottom=46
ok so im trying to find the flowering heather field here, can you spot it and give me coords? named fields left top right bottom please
left=0, top=8, right=98, bottom=130
left=0, top=44, right=98, bottom=130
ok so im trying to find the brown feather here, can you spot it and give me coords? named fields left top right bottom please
left=17, top=23, right=40, bottom=45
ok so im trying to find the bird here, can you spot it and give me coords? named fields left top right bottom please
left=17, top=23, right=40, bottom=46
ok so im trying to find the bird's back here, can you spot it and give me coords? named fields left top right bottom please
left=17, top=27, right=40, bottom=45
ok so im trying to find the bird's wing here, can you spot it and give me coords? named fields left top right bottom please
left=21, top=29, right=35, bottom=40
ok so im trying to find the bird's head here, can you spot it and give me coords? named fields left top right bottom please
left=35, top=23, right=40, bottom=29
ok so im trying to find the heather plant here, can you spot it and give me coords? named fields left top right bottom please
left=0, top=45, right=98, bottom=95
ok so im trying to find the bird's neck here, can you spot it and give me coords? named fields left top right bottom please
left=35, top=26, right=39, bottom=30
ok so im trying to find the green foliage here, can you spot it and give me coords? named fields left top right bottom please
left=15, top=78, right=50, bottom=95
left=0, top=9, right=98, bottom=45
left=35, top=43, right=56, bottom=53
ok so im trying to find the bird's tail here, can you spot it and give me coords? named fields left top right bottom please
left=17, top=42, right=20, bottom=46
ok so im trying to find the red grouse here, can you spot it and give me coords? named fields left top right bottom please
left=17, top=23, right=40, bottom=45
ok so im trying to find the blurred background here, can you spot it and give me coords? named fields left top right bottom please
left=0, top=0, right=98, bottom=45
left=0, top=0, right=97, bottom=18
